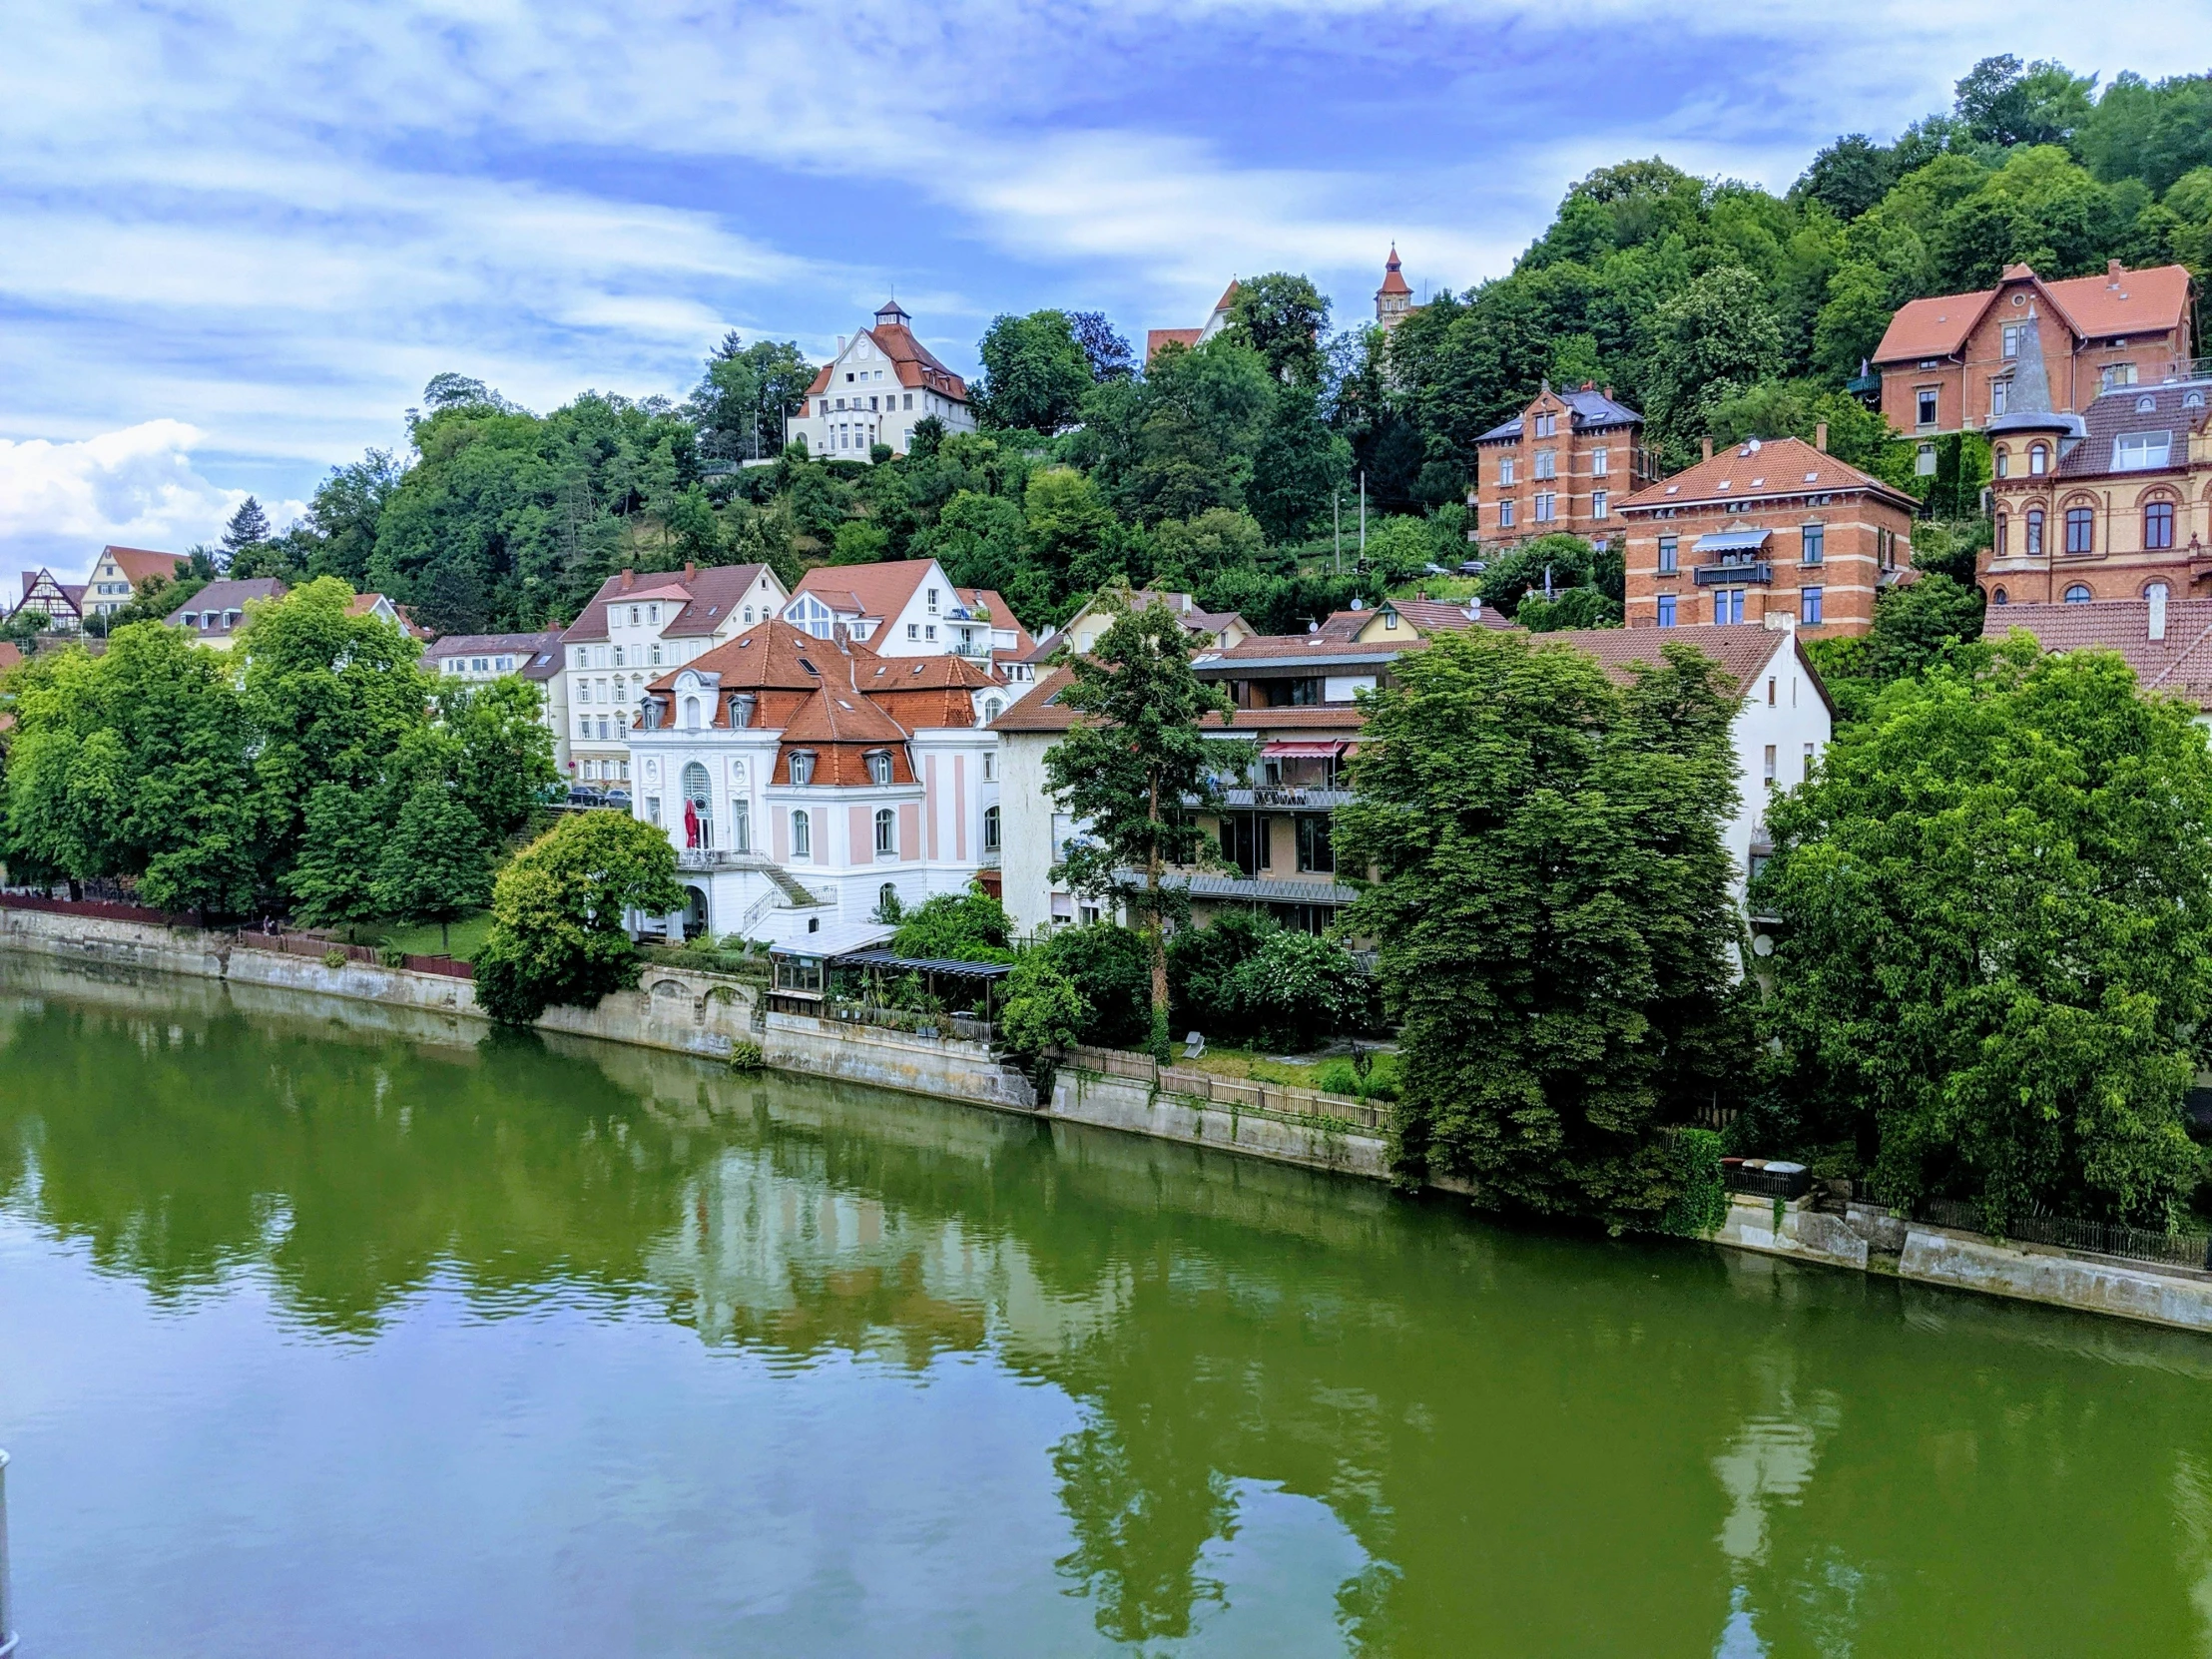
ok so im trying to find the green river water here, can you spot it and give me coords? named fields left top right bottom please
left=3, top=958, right=2212, bottom=1656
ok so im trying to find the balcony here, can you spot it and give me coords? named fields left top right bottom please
left=1216, top=786, right=1356, bottom=811
left=1693, top=560, right=1773, bottom=587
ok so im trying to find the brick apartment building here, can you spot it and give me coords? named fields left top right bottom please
left=1978, top=311, right=2212, bottom=607
left=1619, top=433, right=1918, bottom=638
left=1872, top=260, right=2196, bottom=463
left=1470, top=382, right=1655, bottom=551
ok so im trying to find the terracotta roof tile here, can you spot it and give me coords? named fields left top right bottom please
left=561, top=563, right=773, bottom=643
left=1985, top=599, right=2212, bottom=709
left=101, top=546, right=188, bottom=585
left=1620, top=436, right=1916, bottom=513
left=1874, top=263, right=2193, bottom=362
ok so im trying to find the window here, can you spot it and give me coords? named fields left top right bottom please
left=1800, top=587, right=1824, bottom=626
left=866, top=750, right=892, bottom=786
left=1714, top=589, right=1745, bottom=625
left=1801, top=523, right=1824, bottom=565
left=2102, top=362, right=2139, bottom=390
left=1498, top=456, right=1515, bottom=486
left=1994, top=447, right=2009, bottom=478
left=496, top=656, right=512, bottom=672
left=731, top=800, right=750, bottom=853
left=1995, top=514, right=2009, bottom=556
left=791, top=810, right=812, bottom=859
left=903, top=393, right=913, bottom=410
left=2029, top=443, right=2048, bottom=475
left=1591, top=490, right=1609, bottom=519
left=983, top=805, right=1000, bottom=852
left=650, top=644, right=663, bottom=667
left=2064, top=584, right=2092, bottom=603
left=1656, top=593, right=1677, bottom=627
left=1916, top=388, right=1938, bottom=428
left=924, top=624, right=936, bottom=641
left=1534, top=411, right=1556, bottom=438
left=1296, top=816, right=1336, bottom=873
left=2026, top=509, right=2045, bottom=554
left=1989, top=377, right=2011, bottom=415
left=789, top=751, right=816, bottom=786
left=2188, top=392, right=2207, bottom=410
left=1802, top=742, right=1816, bottom=780
left=2001, top=322, right=2024, bottom=358
left=1533, top=449, right=1556, bottom=480
left=2146, top=500, right=2176, bottom=549
left=1657, top=535, right=1678, bottom=574
left=1992, top=586, right=2008, bottom=605
left=1767, top=677, right=1776, bottom=707
left=2113, top=432, right=2172, bottom=471
left=982, top=753, right=997, bottom=785
left=874, top=808, right=895, bottom=856
left=1497, top=499, right=1516, bottom=528
left=983, top=697, right=1003, bottom=724
left=1591, top=447, right=1608, bottom=477
left=926, top=587, right=940, bottom=613
left=2065, top=506, right=2094, bottom=555
left=1531, top=492, right=1555, bottom=523
left=1763, top=745, right=1777, bottom=786
left=907, top=623, right=919, bottom=640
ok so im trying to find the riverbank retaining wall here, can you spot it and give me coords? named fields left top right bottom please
left=11, top=903, right=2212, bottom=1337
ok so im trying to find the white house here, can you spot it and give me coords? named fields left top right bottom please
left=84, top=546, right=186, bottom=618
left=628, top=618, right=1004, bottom=946
left=423, top=629, right=572, bottom=771
left=560, top=562, right=789, bottom=789
left=788, top=300, right=976, bottom=460
left=783, top=558, right=1033, bottom=685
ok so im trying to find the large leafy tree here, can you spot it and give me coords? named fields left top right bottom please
left=1224, top=273, right=1330, bottom=386
left=472, top=812, right=685, bottom=1023
left=372, top=778, right=494, bottom=951
left=1752, top=641, right=2212, bottom=1229
left=1336, top=630, right=1747, bottom=1223
left=974, top=309, right=1094, bottom=435
left=1043, top=598, right=1248, bottom=1052
left=3, top=625, right=261, bottom=915
left=691, top=330, right=815, bottom=461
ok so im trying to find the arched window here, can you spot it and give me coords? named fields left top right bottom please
left=789, top=751, right=816, bottom=786
left=1994, top=514, right=2009, bottom=556
left=2026, top=509, right=2045, bottom=555
left=874, top=808, right=895, bottom=855
left=879, top=881, right=898, bottom=917
left=2063, top=584, right=2092, bottom=603
left=682, top=696, right=701, bottom=730
left=1992, top=586, right=2008, bottom=606
left=983, top=697, right=1003, bottom=723
left=791, top=810, right=812, bottom=859
left=682, top=762, right=713, bottom=850
left=2137, top=394, right=2157, bottom=413
left=983, top=805, right=1000, bottom=852
left=2146, top=582, right=2171, bottom=603
left=2065, top=506, right=2094, bottom=554
left=2145, top=500, right=2176, bottom=550
left=866, top=750, right=892, bottom=787
left=1994, top=447, right=2009, bottom=478
left=2029, top=443, right=2049, bottom=476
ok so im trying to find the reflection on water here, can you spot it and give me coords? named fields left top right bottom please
left=5, top=959, right=2212, bottom=1656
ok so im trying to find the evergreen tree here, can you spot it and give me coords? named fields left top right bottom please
left=372, top=780, right=493, bottom=951
left=222, top=495, right=273, bottom=553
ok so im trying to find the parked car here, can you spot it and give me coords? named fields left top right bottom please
left=566, top=786, right=606, bottom=809
left=601, top=789, right=633, bottom=811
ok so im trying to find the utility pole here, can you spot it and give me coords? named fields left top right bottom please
left=1334, top=491, right=1342, bottom=574
left=1358, top=471, right=1368, bottom=569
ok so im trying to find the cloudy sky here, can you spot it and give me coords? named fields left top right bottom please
left=0, top=1, right=2187, bottom=580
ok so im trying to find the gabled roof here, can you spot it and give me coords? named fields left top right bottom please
left=1985, top=599, right=2212, bottom=710
left=803, top=320, right=969, bottom=402
left=2050, top=377, right=2211, bottom=480
left=562, top=562, right=774, bottom=643
left=1145, top=327, right=1204, bottom=359
left=423, top=629, right=566, bottom=681
left=1873, top=262, right=2194, bottom=363
left=1196, top=633, right=1422, bottom=666
left=165, top=578, right=285, bottom=626
left=650, top=617, right=850, bottom=693
left=1619, top=436, right=1918, bottom=514
left=100, top=546, right=188, bottom=585
left=791, top=558, right=942, bottom=623
left=1478, top=383, right=1643, bottom=441
left=1386, top=597, right=1515, bottom=633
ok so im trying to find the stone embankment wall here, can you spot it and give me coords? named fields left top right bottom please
left=12, top=904, right=2212, bottom=1336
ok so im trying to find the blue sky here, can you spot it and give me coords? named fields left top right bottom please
left=0, top=1, right=2191, bottom=581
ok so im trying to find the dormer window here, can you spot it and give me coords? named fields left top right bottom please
left=790, top=751, right=817, bottom=786
left=865, top=750, right=892, bottom=786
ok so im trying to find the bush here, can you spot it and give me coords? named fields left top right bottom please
left=378, top=944, right=408, bottom=968
left=473, top=813, right=686, bottom=1024
left=727, top=1038, right=765, bottom=1072
left=1227, top=930, right=1373, bottom=1050
left=1039, top=923, right=1153, bottom=1049
left=1315, top=1053, right=1399, bottom=1102
left=1166, top=907, right=1278, bottom=1039
left=1001, top=950, right=1086, bottom=1082
left=1660, top=1129, right=1730, bottom=1237
left=321, top=946, right=349, bottom=968
left=890, top=882, right=1015, bottom=963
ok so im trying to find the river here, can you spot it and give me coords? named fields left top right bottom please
left=2, top=958, right=2210, bottom=1656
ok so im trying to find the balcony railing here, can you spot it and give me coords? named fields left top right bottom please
left=1693, top=561, right=1773, bottom=587
left=1216, top=787, right=1356, bottom=811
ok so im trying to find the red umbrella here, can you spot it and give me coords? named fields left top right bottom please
left=683, top=797, right=699, bottom=848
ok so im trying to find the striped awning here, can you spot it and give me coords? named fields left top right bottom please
left=1692, top=529, right=1773, bottom=553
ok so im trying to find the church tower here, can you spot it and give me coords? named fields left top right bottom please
left=1375, top=246, right=1414, bottom=331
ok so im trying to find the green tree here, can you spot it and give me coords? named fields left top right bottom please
left=975, top=310, right=1094, bottom=435
left=1638, top=267, right=1786, bottom=464
left=1335, top=630, right=1747, bottom=1221
left=1753, top=640, right=2212, bottom=1229
left=1224, top=273, right=1330, bottom=385
left=472, top=812, right=685, bottom=1023
left=1043, top=599, right=1248, bottom=1053
left=692, top=331, right=815, bottom=461
left=372, top=779, right=494, bottom=951
left=1226, top=929, right=1372, bottom=1049
left=1476, top=534, right=1596, bottom=616
left=222, top=495, right=274, bottom=556
left=286, top=783, right=387, bottom=928
left=890, top=883, right=1016, bottom=963
left=301, top=450, right=403, bottom=584
left=2, top=624, right=260, bottom=915
left=434, top=677, right=558, bottom=844
left=1076, top=339, right=1273, bottom=526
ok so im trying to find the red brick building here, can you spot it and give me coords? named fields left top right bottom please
left=1471, top=382, right=1655, bottom=552
left=1619, top=434, right=1918, bottom=638
left=1872, top=261, right=2196, bottom=462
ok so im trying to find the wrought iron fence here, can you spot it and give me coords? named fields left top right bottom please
left=1723, top=1164, right=1811, bottom=1201
left=1913, top=1196, right=2212, bottom=1272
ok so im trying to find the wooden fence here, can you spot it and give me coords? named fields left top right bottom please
left=1056, top=1043, right=1386, bottom=1133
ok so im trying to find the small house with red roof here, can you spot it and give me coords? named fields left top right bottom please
left=85, top=545, right=187, bottom=618
left=790, top=299, right=975, bottom=460
left=1144, top=280, right=1241, bottom=364
left=784, top=557, right=1034, bottom=685
left=627, top=618, right=1004, bottom=945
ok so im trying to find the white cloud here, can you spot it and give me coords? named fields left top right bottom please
left=0, top=422, right=301, bottom=576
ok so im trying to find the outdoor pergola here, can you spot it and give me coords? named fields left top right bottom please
left=827, top=948, right=1014, bottom=1022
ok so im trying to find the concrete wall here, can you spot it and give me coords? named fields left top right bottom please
left=1046, top=1066, right=1389, bottom=1182
left=1899, top=1224, right=2212, bottom=1334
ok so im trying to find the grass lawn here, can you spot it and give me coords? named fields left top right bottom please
left=1183, top=1043, right=1401, bottom=1097
left=1385, top=574, right=1480, bottom=601
left=352, top=910, right=494, bottom=960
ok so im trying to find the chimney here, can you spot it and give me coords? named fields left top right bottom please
left=2150, top=588, right=2168, bottom=642
left=1702, top=437, right=1714, bottom=462
left=1815, top=421, right=1829, bottom=453
left=1602, top=384, right=1614, bottom=400
left=2108, top=258, right=2124, bottom=285
left=684, top=561, right=697, bottom=581
left=620, top=568, right=635, bottom=591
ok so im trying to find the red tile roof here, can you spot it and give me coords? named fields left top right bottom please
left=561, top=563, right=774, bottom=643
left=1985, top=599, right=2212, bottom=710
left=1619, top=436, right=1917, bottom=514
left=1874, top=263, right=2193, bottom=362
left=102, top=546, right=187, bottom=586
left=803, top=322, right=969, bottom=402
left=1145, top=327, right=1204, bottom=361
left=1377, top=246, right=1411, bottom=297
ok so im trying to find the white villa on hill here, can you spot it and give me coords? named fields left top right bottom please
left=788, top=300, right=976, bottom=460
